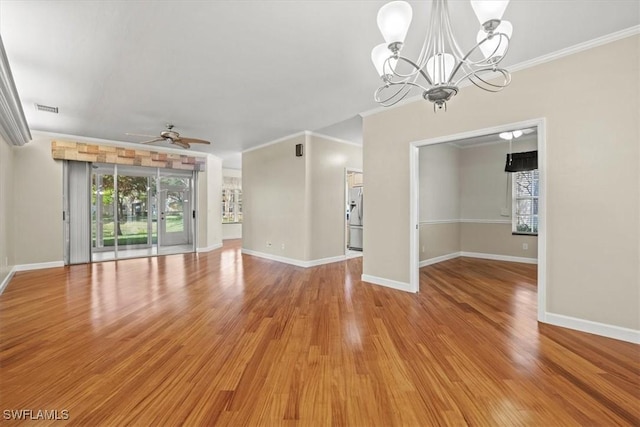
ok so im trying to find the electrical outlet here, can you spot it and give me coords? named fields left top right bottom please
left=522, top=243, right=528, bottom=250
left=281, top=243, right=285, bottom=250
left=266, top=241, right=272, bottom=247
left=421, top=245, right=425, bottom=253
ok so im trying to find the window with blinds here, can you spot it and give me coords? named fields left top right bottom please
left=222, top=177, right=242, bottom=223
left=512, top=169, right=539, bottom=235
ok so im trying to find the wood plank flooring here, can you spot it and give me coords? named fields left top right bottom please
left=1, top=239, right=638, bottom=425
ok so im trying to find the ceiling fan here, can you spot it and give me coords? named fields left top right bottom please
left=127, top=124, right=211, bottom=149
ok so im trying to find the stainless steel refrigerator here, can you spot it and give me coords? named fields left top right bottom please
left=348, top=187, right=363, bottom=250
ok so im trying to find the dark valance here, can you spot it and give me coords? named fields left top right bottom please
left=505, top=150, right=538, bottom=172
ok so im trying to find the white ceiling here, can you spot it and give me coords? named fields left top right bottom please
left=2, top=1, right=639, bottom=168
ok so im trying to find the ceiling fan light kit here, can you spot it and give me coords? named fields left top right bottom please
left=371, top=0, right=513, bottom=111
left=128, top=124, right=211, bottom=149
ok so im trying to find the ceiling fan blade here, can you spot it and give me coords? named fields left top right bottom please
left=180, top=137, right=211, bottom=145
left=126, top=132, right=157, bottom=138
left=172, top=140, right=190, bottom=149
left=139, top=137, right=165, bottom=144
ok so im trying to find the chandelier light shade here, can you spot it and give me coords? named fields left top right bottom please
left=470, top=0, right=510, bottom=26
left=376, top=1, right=413, bottom=46
left=371, top=0, right=513, bottom=111
left=477, top=20, right=512, bottom=60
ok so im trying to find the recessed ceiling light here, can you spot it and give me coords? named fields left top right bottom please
left=35, top=103, right=58, bottom=113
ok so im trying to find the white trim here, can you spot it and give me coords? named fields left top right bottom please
left=419, top=252, right=461, bottom=268
left=0, top=268, right=16, bottom=294
left=409, top=144, right=419, bottom=292
left=419, top=219, right=512, bottom=225
left=241, top=131, right=307, bottom=154
left=460, top=251, right=537, bottom=264
left=14, top=261, right=65, bottom=272
left=510, top=25, right=640, bottom=74
left=361, top=274, right=415, bottom=293
left=459, top=219, right=511, bottom=224
left=544, top=313, right=640, bottom=345
left=419, top=219, right=459, bottom=225
left=305, top=255, right=347, bottom=267
left=307, top=131, right=361, bottom=147
left=409, top=118, right=547, bottom=319
left=360, top=27, right=640, bottom=118
left=241, top=248, right=346, bottom=268
left=345, top=251, right=363, bottom=259
left=452, top=135, right=538, bottom=150
left=196, top=243, right=223, bottom=253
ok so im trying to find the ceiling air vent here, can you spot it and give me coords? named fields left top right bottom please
left=35, top=103, right=58, bottom=114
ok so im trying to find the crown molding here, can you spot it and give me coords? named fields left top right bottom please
left=241, top=131, right=307, bottom=154
left=307, top=131, right=361, bottom=147
left=509, top=25, right=640, bottom=74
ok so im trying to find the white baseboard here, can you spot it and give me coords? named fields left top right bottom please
left=543, top=312, right=640, bottom=344
left=14, top=261, right=65, bottom=272
left=196, top=243, right=223, bottom=253
left=306, top=255, right=347, bottom=267
left=419, top=251, right=537, bottom=267
left=361, top=274, right=416, bottom=293
left=419, top=252, right=461, bottom=267
left=460, top=251, right=538, bottom=264
left=0, top=268, right=16, bottom=294
left=241, top=249, right=346, bottom=268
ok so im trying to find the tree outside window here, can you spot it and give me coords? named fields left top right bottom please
left=512, top=169, right=539, bottom=235
left=222, top=177, right=242, bottom=223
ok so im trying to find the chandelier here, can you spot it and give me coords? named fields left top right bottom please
left=371, top=0, right=513, bottom=111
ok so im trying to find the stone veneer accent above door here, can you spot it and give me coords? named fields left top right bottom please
left=51, top=140, right=206, bottom=171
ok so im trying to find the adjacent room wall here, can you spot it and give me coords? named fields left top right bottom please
left=459, top=138, right=538, bottom=260
left=307, top=134, right=362, bottom=260
left=243, top=133, right=308, bottom=260
left=0, top=135, right=14, bottom=288
left=197, top=154, right=223, bottom=252
left=13, top=134, right=64, bottom=265
left=419, top=143, right=460, bottom=262
left=242, top=132, right=363, bottom=264
left=363, top=35, right=639, bottom=331
left=222, top=168, right=242, bottom=240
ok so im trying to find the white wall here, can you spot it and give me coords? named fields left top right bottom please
left=363, top=35, right=639, bottom=331
left=459, top=139, right=538, bottom=259
left=13, top=135, right=64, bottom=265
left=419, top=143, right=460, bottom=261
left=243, top=133, right=308, bottom=260
left=420, top=144, right=460, bottom=221
left=197, top=154, right=223, bottom=252
left=0, top=135, right=14, bottom=288
left=308, top=134, right=362, bottom=260
left=242, top=132, right=362, bottom=263
left=460, top=138, right=537, bottom=220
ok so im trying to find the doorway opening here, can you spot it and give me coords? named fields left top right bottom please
left=409, top=118, right=547, bottom=321
left=345, top=168, right=363, bottom=258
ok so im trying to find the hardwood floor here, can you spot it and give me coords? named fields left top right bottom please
left=1, top=240, right=638, bottom=425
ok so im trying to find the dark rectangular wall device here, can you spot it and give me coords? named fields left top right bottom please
left=295, top=143, right=303, bottom=157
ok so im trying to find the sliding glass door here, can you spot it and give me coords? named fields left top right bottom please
left=90, top=164, right=194, bottom=262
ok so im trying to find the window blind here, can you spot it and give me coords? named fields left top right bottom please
left=505, top=150, right=538, bottom=172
